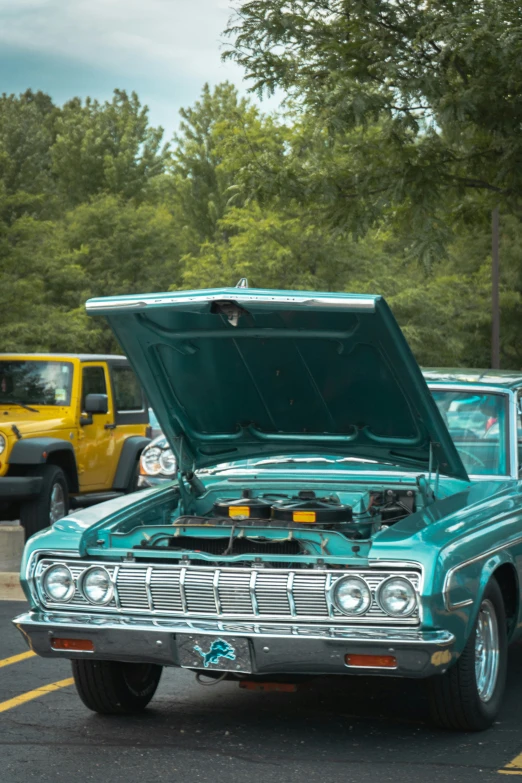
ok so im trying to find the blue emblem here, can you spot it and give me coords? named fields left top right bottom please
left=193, top=638, right=237, bottom=667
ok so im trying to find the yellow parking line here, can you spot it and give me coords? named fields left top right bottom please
left=499, top=752, right=522, bottom=775
left=0, top=678, right=74, bottom=714
left=0, top=651, right=36, bottom=669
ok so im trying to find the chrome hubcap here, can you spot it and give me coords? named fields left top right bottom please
left=49, top=482, right=65, bottom=524
left=475, top=598, right=500, bottom=703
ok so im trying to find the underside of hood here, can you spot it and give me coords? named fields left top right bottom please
left=86, top=287, right=468, bottom=481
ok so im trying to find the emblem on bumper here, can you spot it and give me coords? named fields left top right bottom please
left=194, top=638, right=236, bottom=667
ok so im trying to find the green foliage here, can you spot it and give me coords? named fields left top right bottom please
left=0, top=80, right=521, bottom=370
left=166, top=82, right=287, bottom=250
left=52, top=90, right=168, bottom=205
left=224, top=1, right=522, bottom=247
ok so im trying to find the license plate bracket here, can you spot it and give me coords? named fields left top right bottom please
left=177, top=634, right=252, bottom=673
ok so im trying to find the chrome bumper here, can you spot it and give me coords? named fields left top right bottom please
left=13, top=610, right=456, bottom=678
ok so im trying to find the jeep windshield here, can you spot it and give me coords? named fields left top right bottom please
left=0, top=361, right=74, bottom=406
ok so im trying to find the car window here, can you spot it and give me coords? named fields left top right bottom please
left=0, top=361, right=73, bottom=406
left=82, top=366, right=107, bottom=410
left=111, top=366, right=144, bottom=412
left=431, top=390, right=508, bottom=475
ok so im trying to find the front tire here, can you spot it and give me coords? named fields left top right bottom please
left=72, top=660, right=163, bottom=714
left=428, top=578, right=507, bottom=731
left=20, top=464, right=69, bottom=540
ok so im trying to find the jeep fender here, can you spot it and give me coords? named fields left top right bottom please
left=8, top=438, right=79, bottom=493
left=113, top=436, right=151, bottom=491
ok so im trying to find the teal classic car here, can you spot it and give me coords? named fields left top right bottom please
left=12, top=287, right=522, bottom=731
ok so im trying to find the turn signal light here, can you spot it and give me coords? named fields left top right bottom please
left=345, top=654, right=397, bottom=669
left=51, top=638, right=94, bottom=652
left=229, top=506, right=250, bottom=518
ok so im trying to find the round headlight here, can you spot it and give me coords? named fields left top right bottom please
left=0, top=433, right=5, bottom=455
left=159, top=448, right=176, bottom=475
left=141, top=446, right=162, bottom=476
left=333, top=576, right=372, bottom=616
left=43, top=565, right=75, bottom=602
left=378, top=577, right=417, bottom=617
left=81, top=567, right=113, bottom=605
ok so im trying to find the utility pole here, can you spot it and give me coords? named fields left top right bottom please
left=491, top=206, right=500, bottom=369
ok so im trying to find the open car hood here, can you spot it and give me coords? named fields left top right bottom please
left=86, top=288, right=468, bottom=481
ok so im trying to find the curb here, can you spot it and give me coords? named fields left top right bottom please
left=0, top=524, right=24, bottom=573
left=0, top=572, right=25, bottom=601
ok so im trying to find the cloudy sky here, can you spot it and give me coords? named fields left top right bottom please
left=0, top=0, right=268, bottom=138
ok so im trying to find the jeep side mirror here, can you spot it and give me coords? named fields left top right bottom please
left=84, top=394, right=109, bottom=415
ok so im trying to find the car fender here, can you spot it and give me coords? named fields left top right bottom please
left=444, top=546, right=519, bottom=639
left=112, top=436, right=151, bottom=491
left=8, top=438, right=79, bottom=493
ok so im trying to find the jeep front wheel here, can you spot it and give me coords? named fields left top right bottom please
left=72, top=660, right=163, bottom=714
left=20, top=464, right=69, bottom=540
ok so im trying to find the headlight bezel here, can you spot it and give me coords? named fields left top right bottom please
left=332, top=575, right=372, bottom=616
left=79, top=566, right=114, bottom=606
left=140, top=442, right=177, bottom=477
left=0, top=432, right=5, bottom=455
left=42, top=564, right=75, bottom=603
left=140, top=445, right=163, bottom=476
left=158, top=447, right=176, bottom=475
left=376, top=576, right=418, bottom=618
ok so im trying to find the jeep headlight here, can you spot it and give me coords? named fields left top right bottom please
left=0, top=433, right=5, bottom=455
left=159, top=448, right=176, bottom=475
left=141, top=446, right=162, bottom=475
left=42, top=565, right=75, bottom=602
left=333, top=576, right=371, bottom=616
left=141, top=443, right=177, bottom=476
left=80, top=567, right=113, bottom=605
left=377, top=577, right=417, bottom=617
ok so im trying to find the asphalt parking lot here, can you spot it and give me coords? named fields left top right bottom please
left=2, top=600, right=522, bottom=782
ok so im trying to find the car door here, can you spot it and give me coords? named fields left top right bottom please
left=76, top=363, right=117, bottom=491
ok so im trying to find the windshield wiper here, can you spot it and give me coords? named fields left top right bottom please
left=1, top=401, right=39, bottom=413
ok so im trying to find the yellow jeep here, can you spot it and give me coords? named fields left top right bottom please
left=0, top=354, right=151, bottom=538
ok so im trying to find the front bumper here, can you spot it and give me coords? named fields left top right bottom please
left=13, top=610, right=456, bottom=678
left=0, top=476, right=42, bottom=501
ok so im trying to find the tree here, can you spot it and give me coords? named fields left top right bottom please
left=165, top=82, right=287, bottom=252
left=51, top=90, right=169, bottom=206
left=225, top=1, right=522, bottom=247
left=0, top=90, right=57, bottom=203
left=181, top=201, right=364, bottom=290
left=44, top=194, right=185, bottom=352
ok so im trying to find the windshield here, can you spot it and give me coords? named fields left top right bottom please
left=431, top=389, right=508, bottom=475
left=0, top=361, right=74, bottom=406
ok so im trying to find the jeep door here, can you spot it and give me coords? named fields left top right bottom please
left=76, top=363, right=117, bottom=490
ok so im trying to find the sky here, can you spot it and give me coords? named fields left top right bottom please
left=0, top=0, right=271, bottom=139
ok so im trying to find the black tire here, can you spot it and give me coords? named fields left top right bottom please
left=427, top=578, right=507, bottom=731
left=20, top=464, right=69, bottom=541
left=72, top=659, right=163, bottom=715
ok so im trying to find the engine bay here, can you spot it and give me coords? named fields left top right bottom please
left=211, top=487, right=415, bottom=534
left=126, top=483, right=420, bottom=566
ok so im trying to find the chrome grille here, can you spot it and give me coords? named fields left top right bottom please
left=35, top=559, right=422, bottom=625
left=118, top=567, right=149, bottom=610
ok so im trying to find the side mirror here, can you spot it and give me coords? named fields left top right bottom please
left=84, top=394, right=109, bottom=415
